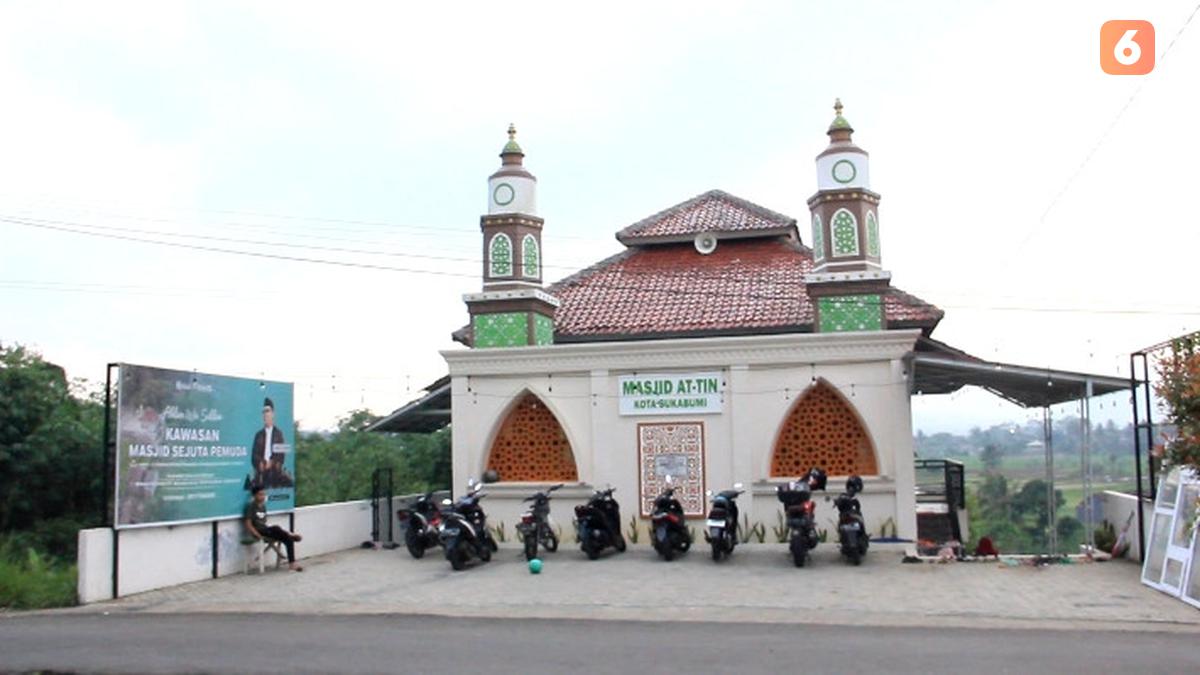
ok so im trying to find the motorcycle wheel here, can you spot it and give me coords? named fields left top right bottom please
left=449, top=546, right=466, bottom=571
left=478, top=542, right=492, bottom=563
left=405, top=527, right=425, bottom=559
left=678, top=535, right=691, bottom=553
left=584, top=540, right=599, bottom=560
left=663, top=543, right=675, bottom=561
left=790, top=537, right=808, bottom=567
left=524, top=533, right=538, bottom=561
left=614, top=533, right=626, bottom=552
left=711, top=541, right=722, bottom=562
left=542, top=528, right=559, bottom=553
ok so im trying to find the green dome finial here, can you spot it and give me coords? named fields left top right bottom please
left=502, top=123, right=523, bottom=155
left=828, top=98, right=853, bottom=134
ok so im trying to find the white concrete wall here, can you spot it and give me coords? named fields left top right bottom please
left=445, top=330, right=922, bottom=542
left=77, top=499, right=374, bottom=604
left=1098, top=490, right=1154, bottom=563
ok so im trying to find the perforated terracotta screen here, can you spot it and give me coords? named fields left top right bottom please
left=486, top=393, right=579, bottom=482
left=771, top=381, right=878, bottom=477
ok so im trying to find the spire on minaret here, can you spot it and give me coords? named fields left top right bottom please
left=501, top=123, right=524, bottom=160
left=827, top=98, right=854, bottom=142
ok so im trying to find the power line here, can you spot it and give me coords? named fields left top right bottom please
left=4, top=215, right=1198, bottom=317
left=0, top=215, right=476, bottom=277
left=1010, top=2, right=1200, bottom=259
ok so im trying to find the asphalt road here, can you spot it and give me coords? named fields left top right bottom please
left=1, top=613, right=1195, bottom=674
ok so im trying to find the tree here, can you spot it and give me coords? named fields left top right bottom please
left=980, top=444, right=1003, bottom=473
left=294, top=411, right=450, bottom=507
left=0, top=344, right=104, bottom=557
left=1156, top=337, right=1200, bottom=473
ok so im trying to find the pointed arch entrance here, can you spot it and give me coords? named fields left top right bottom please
left=771, top=380, right=878, bottom=477
left=485, top=392, right=578, bottom=482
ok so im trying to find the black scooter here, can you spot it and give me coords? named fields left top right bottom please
left=833, top=475, right=869, bottom=565
left=439, top=479, right=497, bottom=571
left=704, top=483, right=744, bottom=561
left=574, top=486, right=626, bottom=560
left=651, top=479, right=692, bottom=561
left=397, top=491, right=444, bottom=559
left=777, top=468, right=826, bottom=567
left=516, top=483, right=563, bottom=561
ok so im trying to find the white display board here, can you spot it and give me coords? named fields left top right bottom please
left=1141, top=467, right=1200, bottom=609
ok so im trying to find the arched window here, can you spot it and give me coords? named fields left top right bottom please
left=770, top=380, right=878, bottom=477
left=831, top=209, right=859, bottom=257
left=489, top=233, right=512, bottom=277
left=522, top=234, right=540, bottom=279
left=811, top=215, right=824, bottom=262
left=866, top=212, right=880, bottom=257
left=486, top=392, right=578, bottom=482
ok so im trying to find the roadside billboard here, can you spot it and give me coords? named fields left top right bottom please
left=114, top=364, right=295, bottom=528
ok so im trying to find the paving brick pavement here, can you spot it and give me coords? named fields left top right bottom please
left=58, top=544, right=1200, bottom=632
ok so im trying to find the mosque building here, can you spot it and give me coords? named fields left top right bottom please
left=372, top=103, right=1127, bottom=541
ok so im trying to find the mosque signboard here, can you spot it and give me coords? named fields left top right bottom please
left=113, top=364, right=295, bottom=528
left=618, top=371, right=724, bottom=416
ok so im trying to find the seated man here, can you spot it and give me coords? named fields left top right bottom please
left=244, top=484, right=304, bottom=572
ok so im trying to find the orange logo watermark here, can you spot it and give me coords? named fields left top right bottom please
left=1100, top=20, right=1155, bottom=75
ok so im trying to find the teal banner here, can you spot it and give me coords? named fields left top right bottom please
left=114, top=364, right=295, bottom=528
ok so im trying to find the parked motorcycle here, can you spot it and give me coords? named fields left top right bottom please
left=574, top=486, right=626, bottom=560
left=517, top=483, right=564, bottom=561
left=777, top=467, right=826, bottom=567
left=439, top=478, right=498, bottom=571
left=833, top=475, right=869, bottom=565
left=651, top=478, right=692, bottom=561
left=397, top=490, right=444, bottom=559
left=704, top=483, right=744, bottom=561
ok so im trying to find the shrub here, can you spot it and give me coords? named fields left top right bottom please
left=0, top=538, right=77, bottom=609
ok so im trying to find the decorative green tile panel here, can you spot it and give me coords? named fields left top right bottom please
left=522, top=234, right=540, bottom=278
left=533, top=313, right=554, bottom=345
left=818, top=295, right=882, bottom=332
left=832, top=209, right=859, bottom=257
left=474, top=312, right=527, bottom=348
left=489, top=233, right=512, bottom=277
left=811, top=215, right=824, bottom=262
left=866, top=212, right=880, bottom=257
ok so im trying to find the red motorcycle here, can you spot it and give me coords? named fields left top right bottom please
left=776, top=468, right=826, bottom=567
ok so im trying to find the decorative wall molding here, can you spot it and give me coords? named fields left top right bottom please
left=443, top=330, right=921, bottom=376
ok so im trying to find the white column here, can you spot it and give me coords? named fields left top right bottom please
left=892, top=358, right=919, bottom=540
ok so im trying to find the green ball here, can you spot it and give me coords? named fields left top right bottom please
left=528, top=558, right=543, bottom=574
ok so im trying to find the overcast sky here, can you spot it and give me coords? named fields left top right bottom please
left=1, top=1, right=1196, bottom=433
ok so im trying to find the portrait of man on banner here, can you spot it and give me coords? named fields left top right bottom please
left=250, top=397, right=294, bottom=489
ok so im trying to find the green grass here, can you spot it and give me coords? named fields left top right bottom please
left=0, top=538, right=77, bottom=610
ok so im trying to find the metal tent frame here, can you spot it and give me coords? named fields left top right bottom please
left=909, top=350, right=1132, bottom=555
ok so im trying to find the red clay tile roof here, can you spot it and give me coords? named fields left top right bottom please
left=545, top=237, right=942, bottom=340
left=453, top=191, right=943, bottom=344
left=616, top=189, right=796, bottom=245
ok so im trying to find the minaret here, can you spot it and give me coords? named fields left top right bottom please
left=805, top=100, right=892, bottom=332
left=463, top=124, right=559, bottom=348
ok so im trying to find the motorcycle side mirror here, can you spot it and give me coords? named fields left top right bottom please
left=467, top=478, right=477, bottom=489
left=705, top=489, right=713, bottom=498
left=733, top=482, right=744, bottom=490
left=441, top=498, right=452, bottom=506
